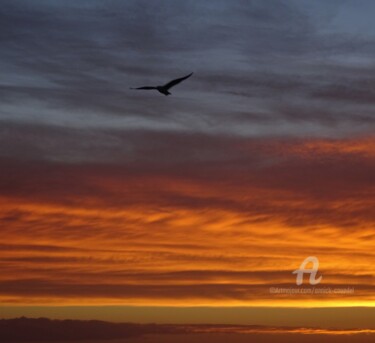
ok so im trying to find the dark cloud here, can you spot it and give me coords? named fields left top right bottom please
left=2, top=318, right=375, bottom=342
left=0, top=1, right=374, bottom=135
left=0, top=123, right=373, bottom=231
left=0, top=278, right=373, bottom=302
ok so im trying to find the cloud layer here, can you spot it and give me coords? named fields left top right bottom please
left=1, top=0, right=375, bottom=135
left=0, top=125, right=373, bottom=305
left=0, top=0, right=374, bottom=313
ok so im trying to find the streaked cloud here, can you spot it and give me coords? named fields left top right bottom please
left=1, top=0, right=374, bottom=135
left=0, top=0, right=374, bottom=328
left=0, top=129, right=373, bottom=305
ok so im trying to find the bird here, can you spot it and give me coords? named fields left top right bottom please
left=130, top=72, right=193, bottom=96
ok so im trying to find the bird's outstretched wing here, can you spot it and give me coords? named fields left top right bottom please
left=162, top=72, right=193, bottom=90
left=130, top=86, right=157, bottom=90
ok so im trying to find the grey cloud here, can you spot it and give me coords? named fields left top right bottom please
left=0, top=0, right=375, bottom=137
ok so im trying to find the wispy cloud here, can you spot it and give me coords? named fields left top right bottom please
left=0, top=0, right=374, bottom=322
left=0, top=129, right=373, bottom=305
left=1, top=1, right=374, bottom=135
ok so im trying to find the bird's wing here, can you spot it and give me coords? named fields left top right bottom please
left=130, top=86, right=157, bottom=90
left=162, top=72, right=193, bottom=90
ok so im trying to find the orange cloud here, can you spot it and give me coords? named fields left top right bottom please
left=0, top=136, right=374, bottom=307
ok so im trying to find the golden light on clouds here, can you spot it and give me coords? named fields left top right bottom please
left=0, top=136, right=374, bottom=307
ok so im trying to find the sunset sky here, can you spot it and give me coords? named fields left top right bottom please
left=0, top=0, right=374, bottom=338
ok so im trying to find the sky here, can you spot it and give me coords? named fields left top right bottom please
left=0, top=0, right=374, bottom=336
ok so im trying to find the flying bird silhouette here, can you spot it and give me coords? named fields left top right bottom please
left=130, top=72, right=193, bottom=96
